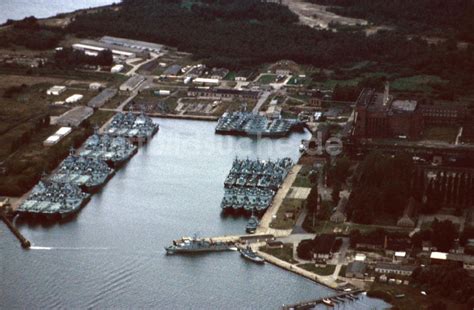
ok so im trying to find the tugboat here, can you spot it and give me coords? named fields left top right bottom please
left=245, top=215, right=259, bottom=234
left=239, top=246, right=265, bottom=264
left=165, top=235, right=237, bottom=254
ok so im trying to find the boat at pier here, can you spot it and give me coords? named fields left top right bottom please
left=80, top=132, right=138, bottom=168
left=165, top=235, right=237, bottom=254
left=105, top=112, right=159, bottom=144
left=245, top=215, right=259, bottom=234
left=239, top=246, right=265, bottom=264
left=16, top=180, right=90, bottom=219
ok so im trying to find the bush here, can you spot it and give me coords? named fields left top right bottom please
left=296, top=239, right=313, bottom=260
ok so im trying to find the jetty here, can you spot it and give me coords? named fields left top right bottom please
left=0, top=212, right=30, bottom=248
left=282, top=290, right=365, bottom=310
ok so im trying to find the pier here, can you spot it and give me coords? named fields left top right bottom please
left=281, top=290, right=364, bottom=309
left=0, top=211, right=30, bottom=248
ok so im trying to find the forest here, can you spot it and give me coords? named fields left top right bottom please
left=305, top=0, right=474, bottom=42
left=64, top=0, right=474, bottom=94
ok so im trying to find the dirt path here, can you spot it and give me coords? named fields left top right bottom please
left=282, top=0, right=367, bottom=29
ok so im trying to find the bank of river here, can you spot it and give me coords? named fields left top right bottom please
left=0, top=119, right=388, bottom=309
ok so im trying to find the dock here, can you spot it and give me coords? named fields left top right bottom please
left=0, top=211, right=30, bottom=248
left=282, top=290, right=365, bottom=310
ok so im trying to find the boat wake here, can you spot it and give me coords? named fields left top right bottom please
left=30, top=246, right=111, bottom=251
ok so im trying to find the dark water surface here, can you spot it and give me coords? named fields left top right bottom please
left=1, top=119, right=389, bottom=309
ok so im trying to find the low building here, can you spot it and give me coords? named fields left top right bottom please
left=163, top=64, right=182, bottom=77
left=43, top=127, right=72, bottom=146
left=309, top=91, right=324, bottom=107
left=111, top=64, right=124, bottom=73
left=65, top=94, right=84, bottom=104
left=346, top=261, right=367, bottom=279
left=265, top=105, right=282, bottom=119
left=210, top=68, right=229, bottom=80
left=53, top=107, right=93, bottom=127
left=430, top=251, right=474, bottom=270
left=99, top=36, right=163, bottom=53
left=87, top=88, right=118, bottom=109
left=330, top=196, right=348, bottom=223
left=375, top=263, right=417, bottom=276
left=46, top=85, right=66, bottom=96
left=73, top=39, right=150, bottom=59
left=89, top=82, right=105, bottom=91
left=186, top=64, right=206, bottom=78
left=187, top=87, right=260, bottom=101
left=120, top=75, right=145, bottom=92
left=421, top=103, right=468, bottom=126
left=193, top=78, right=220, bottom=86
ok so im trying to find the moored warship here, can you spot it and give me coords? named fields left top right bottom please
left=49, top=153, right=115, bottom=193
left=17, top=180, right=90, bottom=219
left=165, top=235, right=237, bottom=254
left=105, top=112, right=159, bottom=143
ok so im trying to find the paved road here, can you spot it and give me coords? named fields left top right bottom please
left=252, top=90, right=272, bottom=114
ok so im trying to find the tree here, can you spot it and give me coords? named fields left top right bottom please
left=431, top=219, right=457, bottom=252
left=332, top=182, right=341, bottom=205
left=296, top=239, right=313, bottom=260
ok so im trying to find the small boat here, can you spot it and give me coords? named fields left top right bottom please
left=239, top=246, right=264, bottom=264
left=322, top=298, right=334, bottom=307
left=245, top=215, right=259, bottom=234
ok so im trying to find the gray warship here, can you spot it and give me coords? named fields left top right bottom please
left=105, top=112, right=159, bottom=143
left=165, top=235, right=237, bottom=254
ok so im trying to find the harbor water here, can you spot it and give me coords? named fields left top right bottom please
left=0, top=0, right=116, bottom=24
left=1, top=119, right=389, bottom=309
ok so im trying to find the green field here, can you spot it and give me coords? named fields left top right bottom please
left=298, top=263, right=336, bottom=276
left=391, top=75, right=446, bottom=92
left=423, top=126, right=459, bottom=143
left=270, top=198, right=305, bottom=229
left=259, top=243, right=297, bottom=264
left=256, top=74, right=277, bottom=84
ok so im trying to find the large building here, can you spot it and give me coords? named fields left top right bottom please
left=353, top=84, right=424, bottom=140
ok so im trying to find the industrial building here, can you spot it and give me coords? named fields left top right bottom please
left=192, top=78, right=220, bottom=86
left=53, top=106, right=93, bottom=127
left=187, top=87, right=260, bottom=101
left=87, top=88, right=118, bottom=108
left=43, top=127, right=72, bottom=146
left=120, top=75, right=145, bottom=92
left=100, top=36, right=163, bottom=53
left=72, top=39, right=149, bottom=59
left=65, top=94, right=84, bottom=104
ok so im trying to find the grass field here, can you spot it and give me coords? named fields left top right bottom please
left=259, top=244, right=297, bottom=264
left=298, top=263, right=336, bottom=276
left=270, top=198, right=305, bottom=229
left=422, top=126, right=459, bottom=143
left=391, top=75, right=446, bottom=92
left=256, top=74, right=277, bottom=84
left=370, top=282, right=466, bottom=310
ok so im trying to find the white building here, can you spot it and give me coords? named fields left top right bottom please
left=111, top=64, right=124, bottom=73
left=46, top=85, right=66, bottom=96
left=43, top=127, right=72, bottom=146
left=192, top=78, right=220, bottom=86
left=65, top=94, right=84, bottom=104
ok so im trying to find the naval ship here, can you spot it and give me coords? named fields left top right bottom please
left=17, top=180, right=90, bottom=219
left=49, top=153, right=115, bottom=193
left=165, top=235, right=237, bottom=254
left=80, top=132, right=138, bottom=168
left=105, top=112, right=159, bottom=143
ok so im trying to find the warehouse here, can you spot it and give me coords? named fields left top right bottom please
left=53, top=106, right=93, bottom=127
left=43, top=127, right=72, bottom=146
left=100, top=36, right=163, bottom=53
left=87, top=88, right=118, bottom=108
left=65, top=94, right=84, bottom=104
left=120, top=75, right=145, bottom=92
left=72, top=39, right=149, bottom=59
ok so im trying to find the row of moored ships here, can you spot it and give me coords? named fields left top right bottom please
left=221, top=157, right=293, bottom=214
left=17, top=113, right=158, bottom=220
left=215, top=112, right=304, bottom=137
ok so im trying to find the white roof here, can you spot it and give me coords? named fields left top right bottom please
left=45, top=135, right=60, bottom=143
left=395, top=251, right=406, bottom=257
left=430, top=251, right=448, bottom=260
left=193, top=78, right=219, bottom=84
left=56, top=127, right=72, bottom=136
left=354, top=253, right=366, bottom=261
left=65, top=94, right=84, bottom=102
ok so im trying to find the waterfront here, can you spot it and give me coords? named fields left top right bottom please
left=0, top=119, right=389, bottom=308
left=0, top=0, right=116, bottom=24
